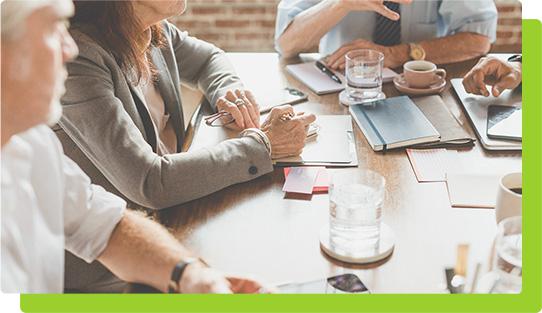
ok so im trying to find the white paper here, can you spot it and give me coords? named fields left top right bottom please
left=282, top=167, right=321, bottom=194
left=286, top=62, right=398, bottom=95
left=406, top=148, right=460, bottom=182
left=446, top=173, right=501, bottom=208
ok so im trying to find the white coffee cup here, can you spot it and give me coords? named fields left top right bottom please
left=495, top=172, right=522, bottom=224
left=403, top=60, right=447, bottom=89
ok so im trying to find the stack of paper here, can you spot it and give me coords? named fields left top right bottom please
left=283, top=167, right=329, bottom=195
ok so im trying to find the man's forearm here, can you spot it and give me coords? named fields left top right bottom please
left=278, top=0, right=347, bottom=58
left=421, top=32, right=491, bottom=64
left=97, top=210, right=192, bottom=292
left=387, top=32, right=491, bottom=68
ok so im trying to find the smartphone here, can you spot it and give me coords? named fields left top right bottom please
left=277, top=273, right=370, bottom=294
left=486, top=105, right=522, bottom=141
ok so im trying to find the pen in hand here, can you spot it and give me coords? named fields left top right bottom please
left=315, top=60, right=342, bottom=84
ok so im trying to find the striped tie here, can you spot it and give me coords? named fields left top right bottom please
left=373, top=1, right=401, bottom=46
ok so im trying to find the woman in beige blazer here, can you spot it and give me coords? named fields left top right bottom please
left=58, top=0, right=314, bottom=291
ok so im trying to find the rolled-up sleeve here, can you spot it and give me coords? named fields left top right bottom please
left=60, top=152, right=125, bottom=263
left=274, top=0, right=320, bottom=53
left=438, top=0, right=498, bottom=42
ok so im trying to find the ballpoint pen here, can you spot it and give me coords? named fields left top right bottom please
left=315, top=60, right=342, bottom=84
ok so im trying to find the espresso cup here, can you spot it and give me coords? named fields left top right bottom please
left=495, top=172, right=522, bottom=224
left=403, top=60, right=447, bottom=89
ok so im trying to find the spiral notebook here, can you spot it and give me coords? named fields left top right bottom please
left=286, top=61, right=398, bottom=95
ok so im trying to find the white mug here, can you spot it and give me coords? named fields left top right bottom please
left=495, top=172, right=522, bottom=224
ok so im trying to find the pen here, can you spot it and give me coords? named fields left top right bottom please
left=315, top=60, right=342, bottom=84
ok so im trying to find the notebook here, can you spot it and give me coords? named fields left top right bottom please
left=274, top=115, right=358, bottom=167
left=286, top=61, right=398, bottom=95
left=411, top=95, right=475, bottom=149
left=188, top=114, right=358, bottom=167
left=349, top=96, right=440, bottom=151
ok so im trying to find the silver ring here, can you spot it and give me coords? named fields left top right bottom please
left=235, top=99, right=246, bottom=107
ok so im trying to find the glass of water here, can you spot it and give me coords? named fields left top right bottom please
left=341, top=49, right=385, bottom=106
left=491, top=216, right=522, bottom=293
left=329, top=170, right=386, bottom=254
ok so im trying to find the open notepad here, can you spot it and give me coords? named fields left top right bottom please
left=286, top=61, right=398, bottom=95
left=189, top=115, right=358, bottom=167
left=274, top=115, right=358, bottom=167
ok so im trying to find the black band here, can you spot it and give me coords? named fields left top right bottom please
left=168, top=258, right=197, bottom=293
left=507, top=55, right=522, bottom=63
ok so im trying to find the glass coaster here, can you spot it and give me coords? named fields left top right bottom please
left=319, top=223, right=395, bottom=264
left=339, top=90, right=386, bottom=107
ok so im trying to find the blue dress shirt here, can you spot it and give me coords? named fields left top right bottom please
left=275, top=0, right=498, bottom=56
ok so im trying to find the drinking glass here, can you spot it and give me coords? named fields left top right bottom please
left=329, top=170, right=386, bottom=254
left=491, top=216, right=522, bottom=293
left=344, top=49, right=385, bottom=104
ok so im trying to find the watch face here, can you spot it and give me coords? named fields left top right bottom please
left=412, top=50, right=423, bottom=60
left=410, top=44, right=426, bottom=60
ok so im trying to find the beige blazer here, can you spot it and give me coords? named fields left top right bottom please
left=57, top=21, right=273, bottom=210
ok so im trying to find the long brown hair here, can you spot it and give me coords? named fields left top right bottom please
left=71, top=1, right=164, bottom=84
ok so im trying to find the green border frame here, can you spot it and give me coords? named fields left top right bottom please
left=19, top=19, right=541, bottom=313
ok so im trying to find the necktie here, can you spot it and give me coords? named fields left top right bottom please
left=373, top=1, right=402, bottom=46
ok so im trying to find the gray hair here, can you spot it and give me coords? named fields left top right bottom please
left=1, top=0, right=58, bottom=41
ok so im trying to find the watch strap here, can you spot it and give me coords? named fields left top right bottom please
left=168, top=258, right=198, bottom=293
left=507, top=54, right=522, bottom=63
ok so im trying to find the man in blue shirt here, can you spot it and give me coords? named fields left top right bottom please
left=275, top=0, right=498, bottom=70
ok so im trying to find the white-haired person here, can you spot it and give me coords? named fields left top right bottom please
left=1, top=0, right=268, bottom=294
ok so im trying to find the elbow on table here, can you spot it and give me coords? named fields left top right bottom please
left=123, top=178, right=182, bottom=211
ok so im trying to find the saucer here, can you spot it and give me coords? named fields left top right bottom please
left=393, top=74, right=446, bottom=96
left=339, top=90, right=386, bottom=106
left=319, top=223, right=395, bottom=264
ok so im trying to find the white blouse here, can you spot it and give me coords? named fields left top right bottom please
left=137, top=78, right=178, bottom=156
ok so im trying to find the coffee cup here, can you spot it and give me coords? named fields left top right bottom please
left=495, top=172, right=522, bottom=224
left=403, top=60, right=446, bottom=89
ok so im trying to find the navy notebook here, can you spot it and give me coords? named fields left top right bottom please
left=349, top=96, right=440, bottom=151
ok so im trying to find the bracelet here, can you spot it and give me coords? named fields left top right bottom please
left=507, top=54, right=522, bottom=63
left=240, top=128, right=272, bottom=156
left=168, top=257, right=209, bottom=293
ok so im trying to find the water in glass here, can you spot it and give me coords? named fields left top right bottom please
left=345, top=49, right=384, bottom=103
left=492, top=216, right=522, bottom=293
left=329, top=170, right=385, bottom=253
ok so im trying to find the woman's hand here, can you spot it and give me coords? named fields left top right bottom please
left=261, top=106, right=316, bottom=159
left=215, top=89, right=260, bottom=130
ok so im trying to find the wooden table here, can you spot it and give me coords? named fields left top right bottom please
left=158, top=53, right=522, bottom=293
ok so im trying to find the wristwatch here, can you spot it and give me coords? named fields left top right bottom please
left=409, top=43, right=426, bottom=60
left=168, top=258, right=198, bottom=293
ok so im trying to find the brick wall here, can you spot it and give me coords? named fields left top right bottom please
left=170, top=0, right=522, bottom=53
